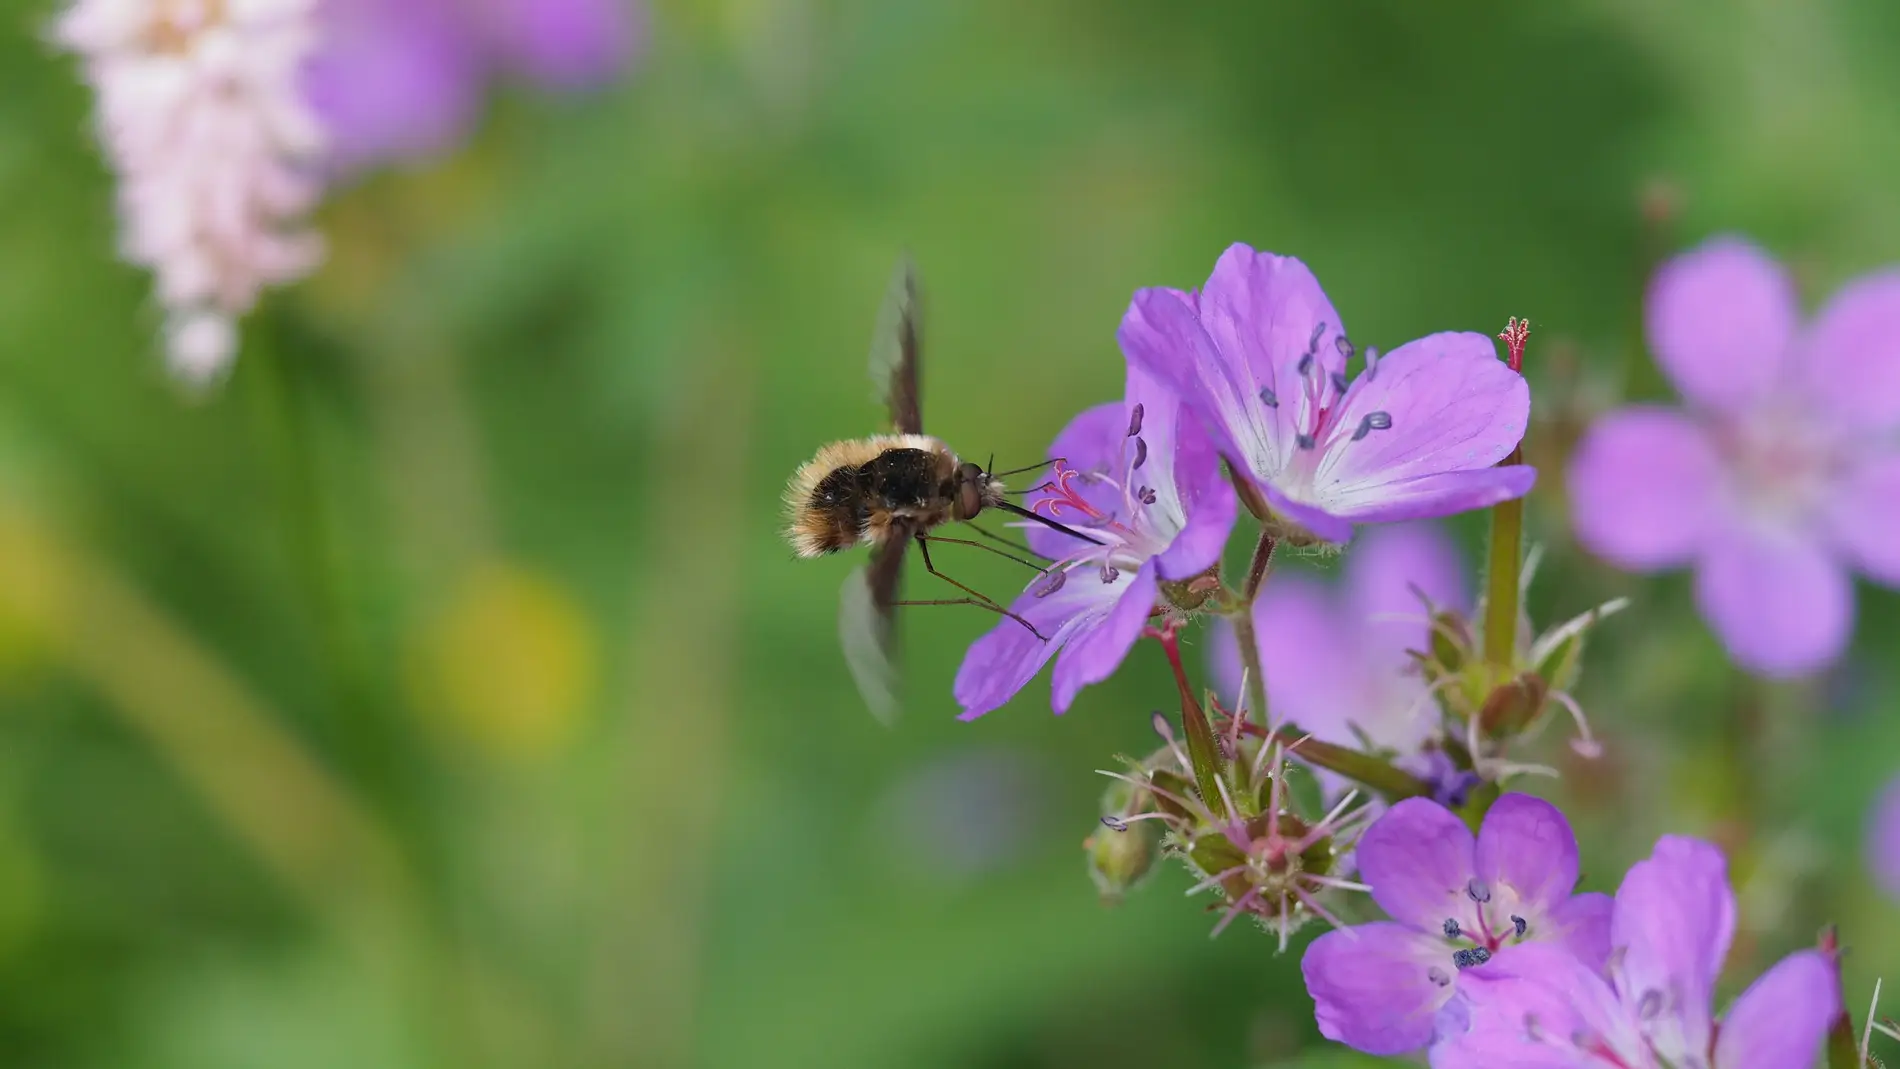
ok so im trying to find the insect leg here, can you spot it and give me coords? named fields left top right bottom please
left=914, top=536, right=1046, bottom=640
left=925, top=533, right=1047, bottom=573
left=959, top=523, right=1045, bottom=560
left=890, top=597, right=1045, bottom=640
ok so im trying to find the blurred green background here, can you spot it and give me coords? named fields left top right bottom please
left=2, top=0, right=1898, bottom=1065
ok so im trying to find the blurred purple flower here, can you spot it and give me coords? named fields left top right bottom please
left=1120, top=244, right=1535, bottom=544
left=486, top=0, right=642, bottom=88
left=953, top=364, right=1238, bottom=719
left=1569, top=236, right=1900, bottom=678
left=1868, top=774, right=1900, bottom=901
left=1300, top=794, right=1611, bottom=1055
left=1213, top=522, right=1468, bottom=760
left=304, top=0, right=643, bottom=172
left=1433, top=836, right=1838, bottom=1069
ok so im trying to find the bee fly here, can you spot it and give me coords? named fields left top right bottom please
left=783, top=256, right=1102, bottom=722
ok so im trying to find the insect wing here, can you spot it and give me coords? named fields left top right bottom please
left=839, top=538, right=906, bottom=724
left=866, top=253, right=922, bottom=435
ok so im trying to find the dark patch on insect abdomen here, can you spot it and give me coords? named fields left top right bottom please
left=805, top=465, right=869, bottom=552
left=860, top=448, right=946, bottom=512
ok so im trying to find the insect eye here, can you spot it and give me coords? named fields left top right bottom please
left=957, top=480, right=984, bottom=521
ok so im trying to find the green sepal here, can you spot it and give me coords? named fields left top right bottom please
left=1268, top=723, right=1434, bottom=803
left=1179, top=692, right=1229, bottom=819
left=1188, top=832, right=1247, bottom=881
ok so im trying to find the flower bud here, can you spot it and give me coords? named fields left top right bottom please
left=1100, top=715, right=1376, bottom=949
left=1087, top=780, right=1161, bottom=903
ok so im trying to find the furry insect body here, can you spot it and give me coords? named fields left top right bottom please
left=784, top=434, right=1005, bottom=558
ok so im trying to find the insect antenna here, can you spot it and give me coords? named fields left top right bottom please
left=994, top=499, right=1107, bottom=546
left=989, top=457, right=1064, bottom=479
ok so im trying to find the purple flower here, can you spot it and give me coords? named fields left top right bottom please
left=1120, top=244, right=1535, bottom=544
left=485, top=0, right=642, bottom=89
left=1300, top=794, right=1612, bottom=1055
left=1213, top=522, right=1468, bottom=759
left=953, top=365, right=1238, bottom=719
left=1868, top=773, right=1900, bottom=901
left=1568, top=236, right=1900, bottom=678
left=304, top=0, right=643, bottom=172
left=303, top=0, right=485, bottom=172
left=1433, top=836, right=1839, bottom=1069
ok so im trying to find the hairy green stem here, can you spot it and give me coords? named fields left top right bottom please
left=1230, top=531, right=1276, bottom=726
left=1481, top=447, right=1524, bottom=667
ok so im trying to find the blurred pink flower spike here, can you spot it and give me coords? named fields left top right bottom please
left=56, top=0, right=329, bottom=386
left=1570, top=235, right=1900, bottom=678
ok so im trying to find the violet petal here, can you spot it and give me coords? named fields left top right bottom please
left=1430, top=943, right=1641, bottom=1069
left=1472, top=793, right=1582, bottom=922
left=1795, top=268, right=1900, bottom=432
left=1710, top=949, right=1839, bottom=1069
left=1192, top=244, right=1347, bottom=483
left=1542, top=891, right=1613, bottom=974
left=1049, top=561, right=1159, bottom=713
left=1309, top=331, right=1531, bottom=520
left=1610, top=835, right=1735, bottom=1057
left=952, top=567, right=1121, bottom=719
left=1568, top=406, right=1724, bottom=570
left=1301, top=922, right=1455, bottom=1056
left=1646, top=236, right=1798, bottom=413
left=1357, top=798, right=1478, bottom=932
left=1693, top=529, right=1854, bottom=678
left=1824, top=451, right=1900, bottom=587
left=1251, top=578, right=1362, bottom=743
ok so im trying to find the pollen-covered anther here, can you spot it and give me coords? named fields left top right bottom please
left=1510, top=914, right=1527, bottom=937
left=1258, top=386, right=1279, bottom=408
left=1350, top=411, right=1393, bottom=442
left=1443, top=918, right=1463, bottom=938
left=1498, top=317, right=1530, bottom=373
left=1453, top=947, right=1492, bottom=969
left=1137, top=486, right=1157, bottom=505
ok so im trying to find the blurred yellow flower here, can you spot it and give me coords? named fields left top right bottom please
left=0, top=507, right=72, bottom=683
left=406, top=562, right=598, bottom=763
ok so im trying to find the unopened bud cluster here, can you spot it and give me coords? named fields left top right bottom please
left=1410, top=550, right=1624, bottom=781
left=1090, top=707, right=1371, bottom=949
